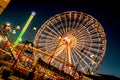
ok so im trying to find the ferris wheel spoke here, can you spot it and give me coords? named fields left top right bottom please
left=76, top=34, right=89, bottom=41
left=71, top=49, right=80, bottom=71
left=86, top=45, right=104, bottom=53
left=49, top=18, right=63, bottom=36
left=87, top=24, right=95, bottom=31
left=70, top=49, right=77, bottom=66
left=72, top=22, right=81, bottom=35
left=78, top=16, right=90, bottom=27
left=43, top=44, right=58, bottom=52
left=77, top=26, right=93, bottom=38
left=72, top=48, right=82, bottom=62
left=52, top=24, right=63, bottom=37
left=55, top=15, right=66, bottom=34
left=48, top=44, right=60, bottom=50
left=76, top=43, right=84, bottom=51
left=81, top=17, right=90, bottom=27
left=44, top=41, right=58, bottom=45
left=77, top=40, right=91, bottom=44
left=38, top=38, right=58, bottom=42
left=90, top=33, right=100, bottom=38
left=72, top=48, right=89, bottom=72
left=83, top=18, right=95, bottom=28
left=82, top=61, right=92, bottom=71
left=75, top=26, right=90, bottom=39
left=68, top=12, right=74, bottom=30
left=73, top=48, right=88, bottom=66
left=39, top=39, right=58, bottom=44
left=74, top=25, right=85, bottom=37
left=74, top=31, right=85, bottom=39
left=43, top=28, right=59, bottom=38
left=59, top=14, right=68, bottom=33
left=83, top=49, right=97, bottom=59
left=85, top=48, right=104, bottom=58
left=74, top=47, right=93, bottom=70
left=64, top=13, right=70, bottom=31
left=73, top=13, right=83, bottom=29
left=78, top=62, right=86, bottom=73
left=39, top=41, right=58, bottom=46
left=90, top=38, right=102, bottom=43
left=65, top=14, right=70, bottom=32
left=76, top=42, right=85, bottom=50
left=75, top=47, right=97, bottom=66
left=89, top=30, right=98, bottom=35
left=77, top=37, right=90, bottom=42
left=37, top=43, right=57, bottom=48
left=37, top=42, right=59, bottom=53
left=64, top=12, right=73, bottom=32
left=85, top=42, right=105, bottom=48
left=83, top=50, right=98, bottom=65
left=42, top=29, right=58, bottom=38
left=39, top=33, right=56, bottom=40
left=71, top=12, right=78, bottom=31
left=72, top=13, right=86, bottom=30
left=84, top=23, right=96, bottom=32
left=45, top=25, right=60, bottom=37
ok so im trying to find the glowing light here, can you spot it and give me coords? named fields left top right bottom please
left=90, top=54, right=94, bottom=58
left=6, top=22, right=10, bottom=26
left=16, top=25, right=20, bottom=30
left=12, top=30, right=16, bottom=34
left=14, top=12, right=36, bottom=47
left=33, top=26, right=37, bottom=31
left=32, top=11, right=36, bottom=16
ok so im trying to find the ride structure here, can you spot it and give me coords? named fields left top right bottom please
left=0, top=11, right=107, bottom=80
left=34, top=11, right=107, bottom=79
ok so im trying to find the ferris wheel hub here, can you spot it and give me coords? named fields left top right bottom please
left=63, top=37, right=70, bottom=44
left=59, top=33, right=77, bottom=48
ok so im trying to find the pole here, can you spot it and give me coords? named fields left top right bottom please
left=14, top=12, right=36, bottom=47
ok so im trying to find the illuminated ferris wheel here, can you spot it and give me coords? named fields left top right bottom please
left=34, top=11, right=107, bottom=75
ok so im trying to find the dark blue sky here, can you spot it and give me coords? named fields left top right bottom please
left=0, top=0, right=120, bottom=78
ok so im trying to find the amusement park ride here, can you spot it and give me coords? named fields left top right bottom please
left=0, top=11, right=107, bottom=80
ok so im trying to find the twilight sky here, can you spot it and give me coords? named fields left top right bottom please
left=0, top=0, right=120, bottom=78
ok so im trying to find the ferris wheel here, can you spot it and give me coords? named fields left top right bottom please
left=34, top=11, right=107, bottom=76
